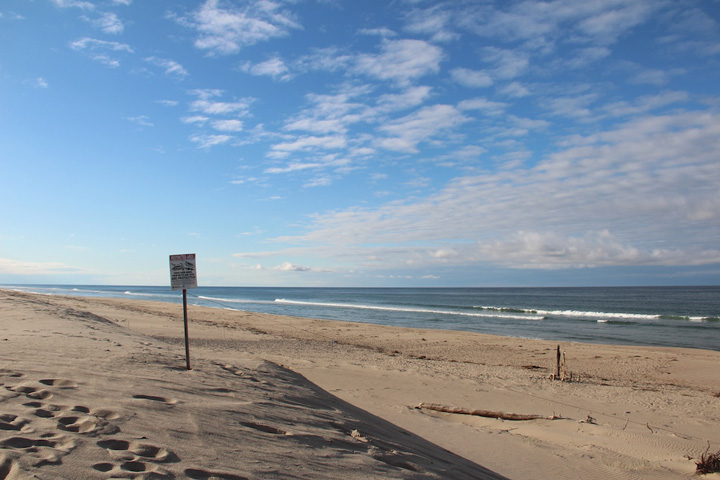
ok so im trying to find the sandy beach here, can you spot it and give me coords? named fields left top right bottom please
left=1, top=289, right=719, bottom=479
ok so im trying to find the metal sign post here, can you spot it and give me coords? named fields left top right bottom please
left=170, top=253, right=197, bottom=370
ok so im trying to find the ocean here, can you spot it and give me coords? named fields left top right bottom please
left=4, top=284, right=719, bottom=352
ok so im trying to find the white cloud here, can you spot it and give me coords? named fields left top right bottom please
left=483, top=47, right=529, bottom=80
left=575, top=2, right=657, bottom=44
left=628, top=68, right=673, bottom=86
left=403, top=5, right=458, bottom=42
left=275, top=261, right=311, bottom=272
left=189, top=88, right=223, bottom=100
left=545, top=93, right=598, bottom=118
left=269, top=135, right=347, bottom=157
left=620, top=62, right=686, bottom=87
left=157, top=100, right=179, bottom=107
left=457, top=1, right=659, bottom=47
left=354, top=39, right=443, bottom=85
left=69, top=37, right=133, bottom=52
left=457, top=97, right=508, bottom=115
left=283, top=88, right=373, bottom=134
left=125, top=115, right=153, bottom=127
left=376, top=86, right=432, bottom=112
left=358, top=27, right=396, bottom=37
left=431, top=248, right=458, bottom=259
left=69, top=37, right=133, bottom=67
left=181, top=115, right=209, bottom=125
left=304, top=176, right=333, bottom=188
left=240, top=56, right=292, bottom=81
left=478, top=230, right=720, bottom=269
left=601, top=91, right=689, bottom=118
left=190, top=134, right=233, bottom=148
left=30, top=77, right=48, bottom=88
left=180, top=0, right=301, bottom=55
left=440, top=145, right=487, bottom=165
left=295, top=47, right=353, bottom=73
left=266, top=162, right=323, bottom=174
left=269, top=110, right=720, bottom=270
left=190, top=97, right=252, bottom=116
left=378, top=104, right=469, bottom=153
left=90, top=12, right=124, bottom=34
left=499, top=82, right=530, bottom=98
left=265, top=155, right=350, bottom=174
left=509, top=115, right=550, bottom=131
left=51, top=0, right=94, bottom=10
left=145, top=56, right=188, bottom=78
left=659, top=7, right=720, bottom=56
left=211, top=119, right=243, bottom=132
left=0, top=258, right=89, bottom=275
left=565, top=47, right=611, bottom=68
left=450, top=68, right=493, bottom=88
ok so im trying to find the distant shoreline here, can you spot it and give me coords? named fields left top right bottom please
left=4, top=284, right=719, bottom=352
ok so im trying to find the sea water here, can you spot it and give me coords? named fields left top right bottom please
left=4, top=285, right=719, bottom=352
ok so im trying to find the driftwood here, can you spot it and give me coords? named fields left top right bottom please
left=416, top=402, right=559, bottom=421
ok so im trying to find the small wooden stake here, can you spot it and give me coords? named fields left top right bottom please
left=555, top=345, right=561, bottom=380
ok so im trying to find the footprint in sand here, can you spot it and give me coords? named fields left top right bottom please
left=39, top=379, right=78, bottom=389
left=97, top=438, right=179, bottom=463
left=92, top=459, right=165, bottom=476
left=92, top=408, right=121, bottom=421
left=27, top=402, right=66, bottom=419
left=132, top=394, right=179, bottom=405
left=184, top=467, right=249, bottom=480
left=239, top=421, right=290, bottom=436
left=0, top=433, right=77, bottom=468
left=94, top=438, right=179, bottom=478
left=8, top=385, right=53, bottom=401
left=0, top=453, right=21, bottom=480
left=23, top=401, right=121, bottom=434
left=57, top=415, right=104, bottom=434
left=0, top=414, right=30, bottom=432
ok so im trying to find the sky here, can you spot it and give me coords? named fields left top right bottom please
left=1, top=0, right=719, bottom=288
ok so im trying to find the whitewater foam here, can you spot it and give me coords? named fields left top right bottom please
left=275, top=298, right=545, bottom=321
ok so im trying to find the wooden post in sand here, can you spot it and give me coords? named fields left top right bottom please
left=183, top=289, right=191, bottom=370
left=555, top=345, right=561, bottom=380
left=170, top=253, right=198, bottom=371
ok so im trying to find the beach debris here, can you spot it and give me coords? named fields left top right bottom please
left=350, top=429, right=369, bottom=443
left=415, top=403, right=559, bottom=421
left=696, top=445, right=720, bottom=474
left=581, top=415, right=596, bottom=425
left=550, top=345, right=575, bottom=382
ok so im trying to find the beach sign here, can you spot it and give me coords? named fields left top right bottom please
left=170, top=253, right=197, bottom=290
left=169, top=253, right=197, bottom=370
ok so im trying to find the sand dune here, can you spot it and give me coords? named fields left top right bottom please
left=1, top=289, right=719, bottom=479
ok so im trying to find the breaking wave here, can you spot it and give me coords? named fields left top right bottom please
left=275, top=299, right=545, bottom=321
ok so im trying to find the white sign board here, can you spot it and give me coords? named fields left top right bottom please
left=170, top=253, right=197, bottom=290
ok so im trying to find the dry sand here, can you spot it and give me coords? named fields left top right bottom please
left=1, top=289, right=719, bottom=479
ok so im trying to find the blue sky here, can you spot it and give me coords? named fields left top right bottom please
left=1, top=0, right=719, bottom=287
